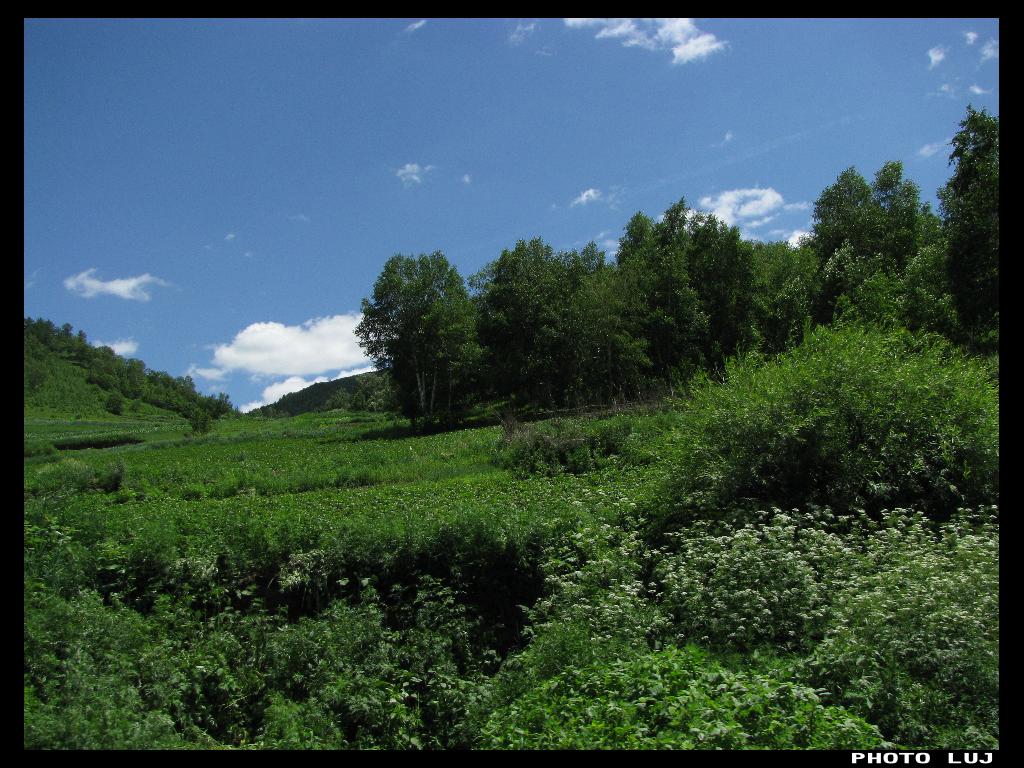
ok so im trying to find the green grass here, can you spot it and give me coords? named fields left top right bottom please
left=25, top=411, right=502, bottom=498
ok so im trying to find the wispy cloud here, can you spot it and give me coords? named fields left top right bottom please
left=712, top=130, right=734, bottom=148
left=917, top=138, right=949, bottom=159
left=964, top=31, right=978, bottom=45
left=783, top=201, right=810, bottom=212
left=92, top=338, right=139, bottom=357
left=64, top=269, right=169, bottom=302
left=396, top=162, right=435, bottom=186
left=461, top=174, right=472, bottom=184
left=288, top=213, right=310, bottom=222
left=980, top=39, right=998, bottom=62
left=571, top=188, right=602, bottom=207
left=968, top=84, right=992, bottom=95
left=509, top=21, right=536, bottom=46
left=203, top=314, right=369, bottom=379
left=927, top=46, right=947, bottom=69
left=224, top=232, right=236, bottom=241
left=698, top=187, right=785, bottom=227
left=564, top=18, right=726, bottom=64
left=935, top=83, right=956, bottom=98
left=404, top=20, right=427, bottom=34
left=187, top=364, right=229, bottom=382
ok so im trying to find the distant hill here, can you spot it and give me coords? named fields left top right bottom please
left=250, top=369, right=393, bottom=417
left=24, top=317, right=233, bottom=422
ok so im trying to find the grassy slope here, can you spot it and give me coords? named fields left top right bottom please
left=23, top=340, right=998, bottom=749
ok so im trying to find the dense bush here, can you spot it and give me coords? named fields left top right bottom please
left=23, top=586, right=183, bottom=749
left=657, top=509, right=861, bottom=651
left=263, top=582, right=491, bottom=749
left=482, top=645, right=886, bottom=749
left=806, top=510, right=999, bottom=748
left=493, top=411, right=673, bottom=476
left=653, top=324, right=998, bottom=530
left=30, top=458, right=126, bottom=496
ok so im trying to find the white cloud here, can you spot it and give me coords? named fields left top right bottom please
left=462, top=174, right=472, bottom=184
left=936, top=83, right=956, bottom=98
left=92, top=338, right=139, bottom=357
left=187, top=364, right=229, bottom=382
left=225, top=232, right=236, bottom=241
left=787, top=230, right=810, bottom=248
left=783, top=201, right=810, bottom=212
left=746, top=215, right=776, bottom=229
left=917, top=140, right=946, bottom=158
left=237, top=364, right=378, bottom=413
left=980, top=39, right=998, bottom=62
left=698, top=187, right=785, bottom=226
left=240, top=375, right=328, bottom=413
left=64, top=268, right=169, bottom=301
left=396, top=162, right=435, bottom=186
left=927, top=46, right=946, bottom=69
left=964, top=31, right=978, bottom=45
left=564, top=18, right=725, bottom=64
left=208, top=314, right=369, bottom=378
left=404, top=20, right=426, bottom=34
left=288, top=213, right=310, bottom=222
left=571, top=188, right=602, bottom=206
left=968, top=84, right=992, bottom=95
left=509, top=21, right=536, bottom=46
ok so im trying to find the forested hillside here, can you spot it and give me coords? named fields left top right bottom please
left=251, top=371, right=393, bottom=417
left=24, top=317, right=234, bottom=431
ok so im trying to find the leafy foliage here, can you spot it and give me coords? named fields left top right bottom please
left=482, top=645, right=885, bottom=749
left=654, top=324, right=998, bottom=529
left=939, top=106, right=999, bottom=349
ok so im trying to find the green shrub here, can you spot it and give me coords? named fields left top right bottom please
left=262, top=586, right=489, bottom=749
left=482, top=645, right=886, bottom=749
left=23, top=586, right=182, bottom=749
left=654, top=324, right=998, bottom=530
left=490, top=520, right=670, bottom=706
left=33, top=459, right=98, bottom=495
left=656, top=509, right=862, bottom=651
left=806, top=510, right=999, bottom=748
left=494, top=416, right=639, bottom=476
left=105, top=391, right=125, bottom=415
left=24, top=439, right=57, bottom=458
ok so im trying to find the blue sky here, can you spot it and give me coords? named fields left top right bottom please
left=24, top=18, right=1000, bottom=411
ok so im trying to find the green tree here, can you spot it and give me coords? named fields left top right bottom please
left=616, top=204, right=707, bottom=393
left=938, top=106, right=999, bottom=349
left=473, top=239, right=607, bottom=408
left=684, top=211, right=756, bottom=368
left=356, top=252, right=478, bottom=426
left=749, top=240, right=818, bottom=354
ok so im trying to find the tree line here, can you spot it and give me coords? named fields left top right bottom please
left=356, top=106, right=997, bottom=429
